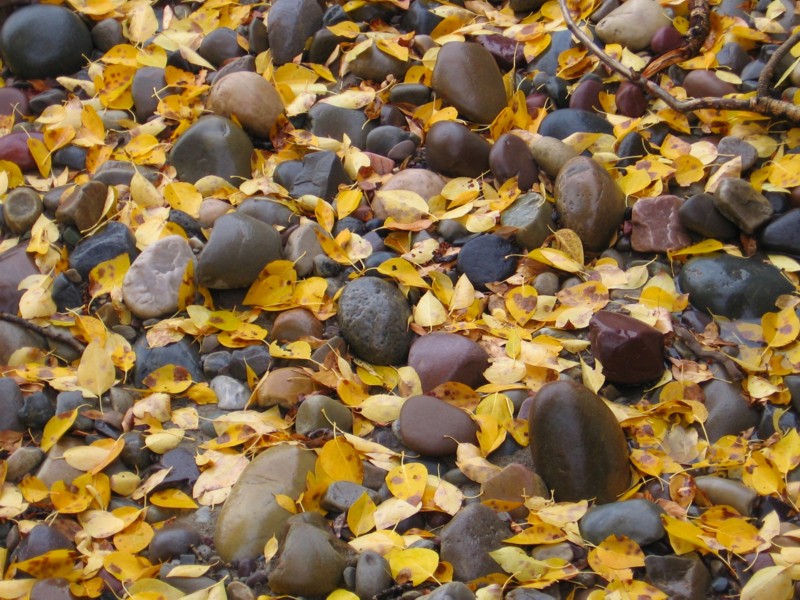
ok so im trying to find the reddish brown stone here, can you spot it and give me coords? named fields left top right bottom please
left=589, top=311, right=665, bottom=385
left=631, top=195, right=692, bottom=253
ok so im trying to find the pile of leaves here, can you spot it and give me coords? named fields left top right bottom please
left=1, top=0, right=800, bottom=599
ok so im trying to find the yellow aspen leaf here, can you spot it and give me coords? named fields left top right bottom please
left=315, top=199, right=335, bottom=234
left=580, top=357, right=604, bottom=394
left=662, top=515, right=716, bottom=555
left=359, top=394, right=405, bottom=423
left=165, top=565, right=211, bottom=579
left=528, top=248, right=583, bottom=273
left=145, top=429, right=185, bottom=453
left=273, top=494, right=298, bottom=514
left=127, top=0, right=159, bottom=44
left=103, top=551, right=157, bottom=584
left=0, top=579, right=36, bottom=599
left=604, top=580, right=667, bottom=600
left=767, top=428, right=800, bottom=474
left=388, top=547, right=439, bottom=586
left=762, top=307, right=800, bottom=348
left=414, top=290, right=447, bottom=327
left=504, top=523, right=568, bottom=545
left=430, top=477, right=463, bottom=515
left=336, top=188, right=363, bottom=219
left=742, top=452, right=784, bottom=496
left=318, top=437, right=363, bottom=484
left=488, top=546, right=548, bottom=581
left=149, top=489, right=198, bottom=509
left=456, top=442, right=502, bottom=484
left=740, top=565, right=793, bottom=600
left=142, top=364, right=193, bottom=394
left=505, top=285, right=538, bottom=325
left=587, top=535, right=645, bottom=582
left=79, top=509, right=126, bottom=539
left=449, top=273, right=475, bottom=311
left=268, top=340, right=312, bottom=360
left=11, top=549, right=77, bottom=579
left=327, top=590, right=360, bottom=600
left=347, top=492, right=377, bottom=537
left=41, top=409, right=78, bottom=453
left=50, top=479, right=93, bottom=514
left=44, top=126, right=76, bottom=153
left=475, top=413, right=506, bottom=455
left=377, top=257, right=430, bottom=288
left=673, top=154, right=706, bottom=186
left=77, top=340, right=116, bottom=397
left=715, top=517, right=763, bottom=554
left=26, top=136, right=51, bottom=178
left=373, top=496, right=421, bottom=531
left=164, top=182, right=202, bottom=218
left=113, top=519, right=153, bottom=554
left=19, top=475, right=48, bottom=503
left=130, top=171, right=163, bottom=209
left=264, top=535, right=279, bottom=562
left=89, top=254, right=130, bottom=299
left=386, top=463, right=427, bottom=504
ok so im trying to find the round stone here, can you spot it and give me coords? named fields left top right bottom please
left=169, top=115, right=254, bottom=184
left=3, top=187, right=42, bottom=234
left=397, top=395, right=478, bottom=456
left=0, top=5, right=92, bottom=80
left=426, top=121, right=491, bottom=179
left=489, top=133, right=539, bottom=190
left=208, top=71, right=284, bottom=139
left=457, top=234, right=520, bottom=291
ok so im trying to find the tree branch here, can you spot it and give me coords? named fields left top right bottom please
left=557, top=0, right=800, bottom=122
left=757, top=27, right=800, bottom=98
left=0, top=312, right=86, bottom=355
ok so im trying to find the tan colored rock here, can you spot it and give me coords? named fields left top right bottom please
left=207, top=71, right=284, bottom=138
left=255, top=367, right=319, bottom=408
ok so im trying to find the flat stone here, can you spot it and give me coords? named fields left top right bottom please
left=701, top=364, right=760, bottom=443
left=215, top=445, right=317, bottom=561
left=678, top=192, right=739, bottom=240
left=133, top=336, right=203, bottom=388
left=0, top=5, right=92, bottom=79
left=713, top=178, right=773, bottom=234
left=396, top=395, right=478, bottom=456
left=3, top=187, right=42, bottom=234
left=271, top=308, right=324, bottom=343
left=440, top=503, right=509, bottom=581
left=6, top=447, right=45, bottom=482
left=56, top=181, right=108, bottom=233
left=500, top=192, right=554, bottom=251
left=337, top=277, right=412, bottom=365
left=197, top=212, right=282, bottom=289
left=321, top=480, right=379, bottom=512
left=631, top=195, right=692, bottom=253
left=407, top=332, right=490, bottom=393
left=760, top=208, right=800, bottom=255
left=267, top=0, right=323, bottom=65
left=645, top=553, right=712, bottom=600
left=148, top=523, right=201, bottom=562
left=716, top=136, right=758, bottom=171
left=255, top=367, right=319, bottom=409
left=208, top=71, right=284, bottom=138
left=16, top=524, right=74, bottom=562
left=682, top=69, right=738, bottom=97
left=595, top=0, right=670, bottom=51
left=169, top=115, right=253, bottom=184
left=0, top=244, right=39, bottom=314
left=580, top=499, right=665, bottom=545
left=295, top=395, right=353, bottom=436
left=69, top=221, right=138, bottom=279
left=456, top=234, right=519, bottom=291
left=481, top=463, right=547, bottom=517
left=432, top=42, right=507, bottom=124
left=677, top=254, right=794, bottom=319
left=555, top=156, right=626, bottom=252
left=122, top=235, right=196, bottom=319
left=589, top=311, right=665, bottom=385
left=489, top=133, right=539, bottom=190
left=425, top=121, right=491, bottom=178
left=349, top=43, right=409, bottom=82
left=538, top=108, right=614, bottom=139
left=529, top=380, right=630, bottom=503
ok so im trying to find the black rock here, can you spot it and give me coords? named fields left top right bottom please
left=539, top=108, right=614, bottom=139
left=456, top=234, right=519, bottom=291
left=290, top=151, right=351, bottom=201
left=133, top=336, right=204, bottom=388
left=759, top=208, right=800, bottom=255
left=69, top=222, right=138, bottom=279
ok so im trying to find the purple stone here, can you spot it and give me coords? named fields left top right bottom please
left=631, top=195, right=692, bottom=253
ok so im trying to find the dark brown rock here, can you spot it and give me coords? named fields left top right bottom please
left=682, top=70, right=737, bottom=98
left=55, top=181, right=109, bottom=233
left=615, top=81, right=648, bottom=118
left=570, top=78, right=603, bottom=112
left=529, top=380, right=630, bottom=503
left=0, top=244, right=39, bottom=314
left=0, top=131, right=42, bottom=172
left=481, top=463, right=547, bottom=518
left=489, top=133, right=539, bottom=190
left=440, top=503, right=510, bottom=580
left=408, top=332, right=490, bottom=393
left=589, top=311, right=665, bottom=385
left=425, top=121, right=490, bottom=178
left=713, top=177, right=773, bottom=234
left=396, top=395, right=478, bottom=456
left=271, top=308, right=324, bottom=343
left=631, top=195, right=692, bottom=253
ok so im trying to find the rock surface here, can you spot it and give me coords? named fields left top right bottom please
left=396, top=395, right=478, bottom=456
left=589, top=311, right=665, bottom=385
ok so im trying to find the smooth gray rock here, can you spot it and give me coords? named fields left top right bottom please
left=645, top=553, right=711, bottom=600
left=440, top=503, right=510, bottom=581
left=355, top=551, right=393, bottom=600
left=713, top=178, right=773, bottom=234
left=701, top=364, right=760, bottom=443
left=678, top=192, right=739, bottom=240
left=210, top=375, right=250, bottom=410
left=295, top=395, right=353, bottom=436
left=426, top=582, right=476, bottom=600
left=169, top=115, right=253, bottom=184
left=595, top=0, right=670, bottom=51
left=500, top=192, right=554, bottom=250
left=580, top=499, right=665, bottom=546
left=694, top=476, right=757, bottom=516
left=284, top=223, right=325, bottom=277
left=267, top=0, right=323, bottom=65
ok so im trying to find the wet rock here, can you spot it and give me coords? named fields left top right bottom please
left=589, top=311, right=665, bottom=385
left=631, top=195, right=692, bottom=253
left=196, top=212, right=282, bottom=289
left=350, top=43, right=409, bottom=82
left=440, top=503, right=509, bottom=580
left=678, top=192, right=739, bottom=240
left=0, top=5, right=92, bottom=79
left=208, top=71, right=284, bottom=138
left=528, top=135, right=579, bottom=178
left=490, top=133, right=539, bottom=190
left=337, top=277, right=412, bottom=365
left=6, top=447, right=45, bottom=482
left=148, top=523, right=201, bottom=562
left=432, top=42, right=507, bottom=124
left=529, top=380, right=630, bottom=503
left=677, top=254, right=794, bottom=319
left=427, top=582, right=476, bottom=600
left=0, top=131, right=42, bottom=172
left=538, top=108, right=614, bottom=139
left=211, top=375, right=250, bottom=410
left=457, top=234, right=519, bottom=291
left=481, top=463, right=547, bottom=517
left=701, top=364, right=760, bottom=443
left=645, top=553, right=711, bottom=600
left=290, top=151, right=351, bottom=202
left=216, top=445, right=317, bottom=561
left=580, top=499, right=665, bottom=545
left=267, top=0, right=323, bottom=65
left=760, top=208, right=800, bottom=255
left=268, top=520, right=354, bottom=596
left=408, top=332, right=489, bottom=393
left=122, top=235, right=195, bottom=319
left=695, top=475, right=757, bottom=516
left=555, top=156, right=626, bottom=252
left=16, top=524, right=74, bottom=562
left=131, top=67, right=167, bottom=122
left=0, top=244, right=39, bottom=314
left=425, top=121, right=491, bottom=178
left=295, top=395, right=353, bottom=436
left=3, top=187, right=42, bottom=234
left=133, top=336, right=203, bottom=388
left=308, top=103, right=374, bottom=149
left=396, top=395, right=478, bottom=456
left=500, top=192, right=555, bottom=251
left=255, top=367, right=319, bottom=409
left=69, top=222, right=138, bottom=279
left=169, top=115, right=253, bottom=184
left=713, top=177, right=773, bottom=234
left=55, top=181, right=108, bottom=233
left=355, top=551, right=393, bottom=600
left=595, top=0, right=670, bottom=51
left=683, top=69, right=738, bottom=97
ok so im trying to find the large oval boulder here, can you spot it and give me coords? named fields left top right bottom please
left=169, top=115, right=253, bottom=184
left=215, top=445, right=317, bottom=562
left=207, top=71, right=284, bottom=138
left=425, top=121, right=491, bottom=178
left=555, top=156, right=626, bottom=252
left=529, top=380, right=630, bottom=503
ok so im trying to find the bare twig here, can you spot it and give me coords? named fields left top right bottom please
left=757, top=27, right=800, bottom=97
left=557, top=0, right=800, bottom=122
left=0, top=312, right=86, bottom=355
left=642, top=0, right=710, bottom=78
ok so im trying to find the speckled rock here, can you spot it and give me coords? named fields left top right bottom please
left=208, top=71, right=284, bottom=138
left=555, top=156, right=626, bottom=252
left=215, top=445, right=317, bottom=561
left=3, top=187, right=42, bottom=234
left=0, top=5, right=92, bottom=79
left=440, top=503, right=509, bottom=580
left=595, top=0, right=670, bottom=51
left=529, top=380, right=630, bottom=503
left=122, top=235, right=196, bottom=319
left=196, top=212, right=282, bottom=289
left=169, top=115, right=253, bottom=184
left=677, top=254, right=794, bottom=319
left=337, top=277, right=412, bottom=365
left=589, top=311, right=665, bottom=385
left=407, top=333, right=490, bottom=392
left=456, top=234, right=519, bottom=290
left=580, top=499, right=666, bottom=545
left=432, top=42, right=507, bottom=124
left=267, top=0, right=323, bottom=65
left=396, top=395, right=478, bottom=456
